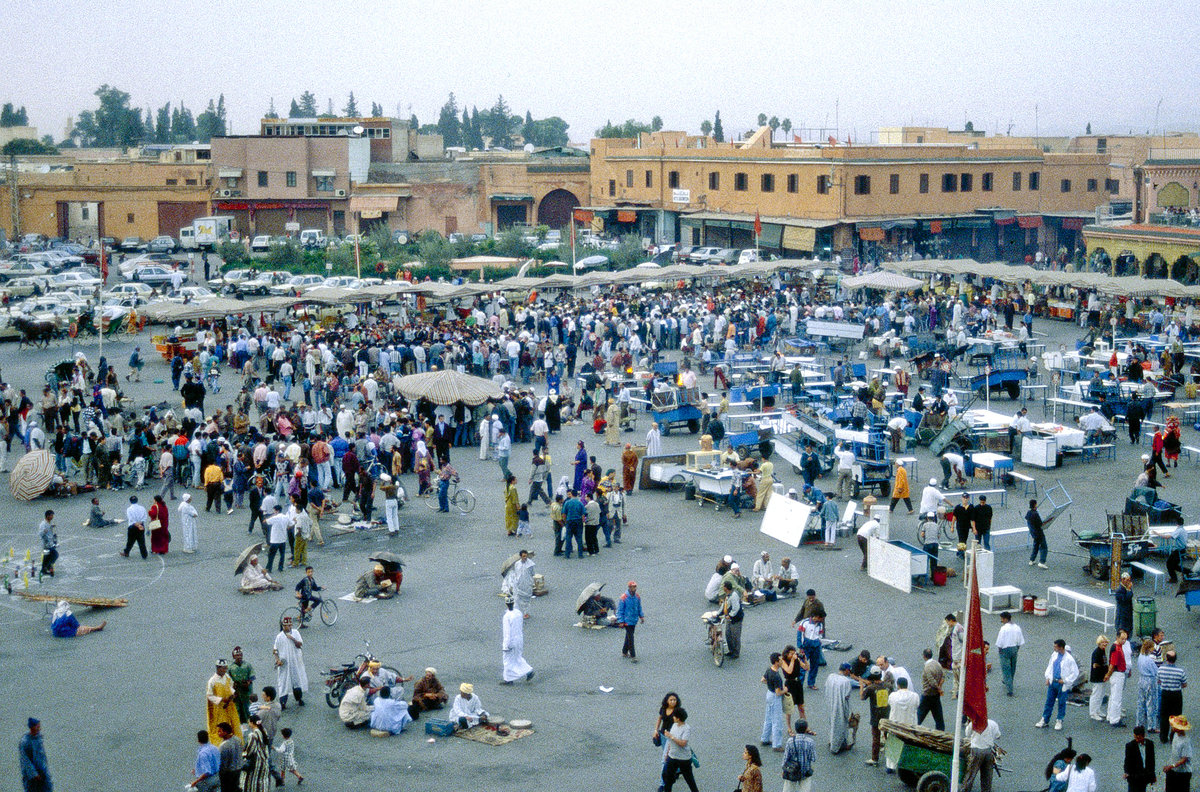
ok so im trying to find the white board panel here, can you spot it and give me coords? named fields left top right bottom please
left=759, top=496, right=813, bottom=547
left=868, top=536, right=913, bottom=593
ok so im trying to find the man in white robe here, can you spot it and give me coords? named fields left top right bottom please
left=645, top=422, right=662, bottom=457
left=449, top=683, right=489, bottom=729
left=501, top=597, right=534, bottom=684
left=827, top=663, right=855, bottom=754
left=885, top=677, right=920, bottom=769
left=272, top=616, right=308, bottom=707
left=501, top=551, right=536, bottom=616
left=239, top=556, right=280, bottom=593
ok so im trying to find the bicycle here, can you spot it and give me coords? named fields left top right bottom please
left=280, top=597, right=338, bottom=630
left=322, top=641, right=402, bottom=708
left=422, top=479, right=476, bottom=514
left=701, top=611, right=728, bottom=667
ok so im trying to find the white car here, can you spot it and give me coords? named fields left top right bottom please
left=208, top=268, right=252, bottom=290
left=38, top=250, right=85, bottom=271
left=0, top=259, right=50, bottom=279
left=50, top=271, right=102, bottom=290
left=101, top=296, right=149, bottom=321
left=250, top=235, right=272, bottom=252
left=165, top=286, right=216, bottom=304
left=103, top=282, right=154, bottom=301
left=4, top=276, right=49, bottom=297
left=21, top=294, right=82, bottom=317
left=238, top=270, right=292, bottom=296
left=269, top=274, right=327, bottom=296
left=322, top=276, right=362, bottom=290
left=118, top=252, right=181, bottom=277
left=127, top=264, right=178, bottom=285
left=59, top=284, right=99, bottom=302
left=43, top=291, right=91, bottom=313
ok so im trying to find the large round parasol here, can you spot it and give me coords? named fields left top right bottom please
left=234, top=543, right=264, bottom=575
left=395, top=369, right=503, bottom=406
left=500, top=550, right=535, bottom=576
left=9, top=449, right=54, bottom=501
left=576, top=582, right=604, bottom=612
left=369, top=551, right=406, bottom=570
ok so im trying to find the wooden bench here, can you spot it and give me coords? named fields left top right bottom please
left=990, top=527, right=1030, bottom=551
left=1082, top=443, right=1116, bottom=462
left=1131, top=561, right=1167, bottom=595
left=979, top=585, right=1022, bottom=614
left=1008, top=471, right=1037, bottom=498
left=1046, top=585, right=1115, bottom=631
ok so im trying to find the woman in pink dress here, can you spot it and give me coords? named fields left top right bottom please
left=149, top=494, right=171, bottom=554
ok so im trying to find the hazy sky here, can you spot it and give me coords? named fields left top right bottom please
left=4, top=0, right=1198, bottom=143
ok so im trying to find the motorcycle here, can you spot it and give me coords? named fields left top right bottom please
left=322, top=642, right=402, bottom=708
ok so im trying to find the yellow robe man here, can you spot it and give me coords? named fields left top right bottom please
left=754, top=461, right=775, bottom=512
left=206, top=665, right=241, bottom=745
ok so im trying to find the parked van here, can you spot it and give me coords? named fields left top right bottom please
left=299, top=229, right=326, bottom=249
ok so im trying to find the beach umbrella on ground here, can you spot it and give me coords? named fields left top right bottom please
left=9, top=449, right=53, bottom=501
left=395, top=369, right=503, bottom=406
left=576, top=582, right=604, bottom=612
left=234, top=543, right=264, bottom=575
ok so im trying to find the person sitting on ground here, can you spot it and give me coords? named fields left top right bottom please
left=449, top=683, right=489, bottom=729
left=776, top=557, right=799, bottom=595
left=239, top=555, right=282, bottom=594
left=87, top=497, right=118, bottom=528
left=578, top=591, right=618, bottom=626
left=338, top=676, right=373, bottom=729
left=751, top=551, right=775, bottom=591
left=51, top=600, right=106, bottom=637
left=410, top=668, right=448, bottom=713
left=368, top=686, right=413, bottom=735
left=366, top=660, right=410, bottom=702
left=705, top=557, right=733, bottom=603
left=354, top=563, right=397, bottom=599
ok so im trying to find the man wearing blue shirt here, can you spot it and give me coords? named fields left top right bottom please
left=562, top=491, right=586, bottom=559
left=189, top=730, right=220, bottom=791
left=616, top=581, right=645, bottom=662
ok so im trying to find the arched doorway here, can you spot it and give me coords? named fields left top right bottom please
left=536, top=189, right=580, bottom=230
left=1172, top=255, right=1198, bottom=284
left=1144, top=252, right=1168, bottom=278
left=1158, top=182, right=1189, bottom=209
left=1090, top=246, right=1111, bottom=273
left=1115, top=250, right=1138, bottom=276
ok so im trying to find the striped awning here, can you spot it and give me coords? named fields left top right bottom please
left=10, top=449, right=54, bottom=501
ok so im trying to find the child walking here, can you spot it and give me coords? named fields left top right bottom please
left=276, top=727, right=303, bottom=785
left=515, top=502, right=532, bottom=537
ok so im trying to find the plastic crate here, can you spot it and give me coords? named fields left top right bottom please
left=425, top=718, right=456, bottom=736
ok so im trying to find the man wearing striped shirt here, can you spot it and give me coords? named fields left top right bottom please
left=1158, top=651, right=1187, bottom=743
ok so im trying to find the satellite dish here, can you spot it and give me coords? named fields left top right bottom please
left=352, top=125, right=365, bottom=136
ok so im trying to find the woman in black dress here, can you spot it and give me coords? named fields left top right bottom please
left=779, top=644, right=808, bottom=728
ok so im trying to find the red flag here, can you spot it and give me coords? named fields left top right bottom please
left=827, top=135, right=837, bottom=146
left=753, top=211, right=762, bottom=236
left=100, top=242, right=108, bottom=284
left=962, top=551, right=989, bottom=730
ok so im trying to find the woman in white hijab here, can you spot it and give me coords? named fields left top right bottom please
left=178, top=493, right=199, bottom=553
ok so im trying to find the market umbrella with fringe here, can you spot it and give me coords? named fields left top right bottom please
left=394, top=369, right=503, bottom=406
left=10, top=449, right=54, bottom=501
left=842, top=270, right=924, bottom=291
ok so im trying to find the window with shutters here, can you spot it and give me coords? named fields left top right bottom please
left=941, top=173, right=958, bottom=193
left=919, top=174, right=929, bottom=193
left=734, top=172, right=748, bottom=191
left=761, top=173, right=775, bottom=192
left=853, top=175, right=870, bottom=195
left=889, top=174, right=899, bottom=194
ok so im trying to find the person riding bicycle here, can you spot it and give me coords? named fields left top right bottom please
left=294, top=566, right=323, bottom=623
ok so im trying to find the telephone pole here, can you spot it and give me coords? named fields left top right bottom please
left=7, top=154, right=18, bottom=239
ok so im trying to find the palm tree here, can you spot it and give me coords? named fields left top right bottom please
left=781, top=118, right=793, bottom=141
left=700, top=120, right=712, bottom=137
left=769, top=116, right=780, bottom=142
left=757, top=112, right=768, bottom=128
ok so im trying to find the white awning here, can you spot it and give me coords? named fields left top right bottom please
left=217, top=168, right=243, bottom=178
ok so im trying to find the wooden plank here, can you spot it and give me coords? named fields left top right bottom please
left=14, top=591, right=128, bottom=608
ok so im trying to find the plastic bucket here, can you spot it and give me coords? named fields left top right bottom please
left=1022, top=594, right=1036, bottom=613
left=932, top=567, right=948, bottom=586
left=1033, top=598, right=1048, bottom=617
left=1134, top=597, right=1157, bottom=636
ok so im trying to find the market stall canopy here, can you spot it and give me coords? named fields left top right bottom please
left=450, top=255, right=523, bottom=273
left=394, top=368, right=503, bottom=406
left=9, top=449, right=53, bottom=501
left=842, top=271, right=924, bottom=291
left=299, top=287, right=361, bottom=305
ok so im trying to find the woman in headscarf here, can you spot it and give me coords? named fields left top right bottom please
left=241, top=714, right=271, bottom=792
left=178, top=493, right=199, bottom=553
left=51, top=600, right=105, bottom=637
left=604, top=400, right=620, bottom=446
left=504, top=474, right=519, bottom=536
left=149, top=494, right=171, bottom=554
left=621, top=443, right=639, bottom=493
left=414, top=440, right=433, bottom=496
left=555, top=475, right=570, bottom=500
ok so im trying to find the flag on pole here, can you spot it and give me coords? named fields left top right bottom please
left=100, top=241, right=108, bottom=284
left=753, top=211, right=762, bottom=237
left=962, top=550, right=989, bottom=730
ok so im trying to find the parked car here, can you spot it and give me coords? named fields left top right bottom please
left=448, top=232, right=466, bottom=244
left=118, top=252, right=180, bottom=277
left=49, top=271, right=102, bottom=290
left=101, top=295, right=150, bottom=321
left=208, top=268, right=252, bottom=290
left=687, top=246, right=722, bottom=264
left=164, top=286, right=216, bottom=304
left=102, top=282, right=154, bottom=301
left=147, top=236, right=178, bottom=253
left=250, top=235, right=272, bottom=252
left=119, top=236, right=146, bottom=252
left=51, top=242, right=100, bottom=264
left=392, top=230, right=411, bottom=245
left=0, top=259, right=50, bottom=279
left=673, top=245, right=696, bottom=263
left=237, top=270, right=291, bottom=296
left=708, top=248, right=739, bottom=266
left=127, top=264, right=177, bottom=285
left=469, top=233, right=488, bottom=243
left=322, top=276, right=363, bottom=290
left=4, top=276, right=49, bottom=297
left=269, top=274, right=327, bottom=296
left=299, top=229, right=326, bottom=249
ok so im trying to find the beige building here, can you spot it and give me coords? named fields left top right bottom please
left=588, top=128, right=1112, bottom=260
left=208, top=135, right=369, bottom=236
left=877, top=126, right=1071, bottom=152
left=1066, top=133, right=1200, bottom=218
left=359, top=148, right=590, bottom=237
left=0, top=160, right=211, bottom=241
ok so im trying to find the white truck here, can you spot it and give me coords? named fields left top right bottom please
left=179, top=216, right=234, bottom=251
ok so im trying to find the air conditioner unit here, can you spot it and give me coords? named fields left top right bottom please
left=219, top=189, right=233, bottom=198
left=334, top=189, right=347, bottom=198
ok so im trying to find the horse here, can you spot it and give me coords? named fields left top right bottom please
left=12, top=315, right=60, bottom=348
